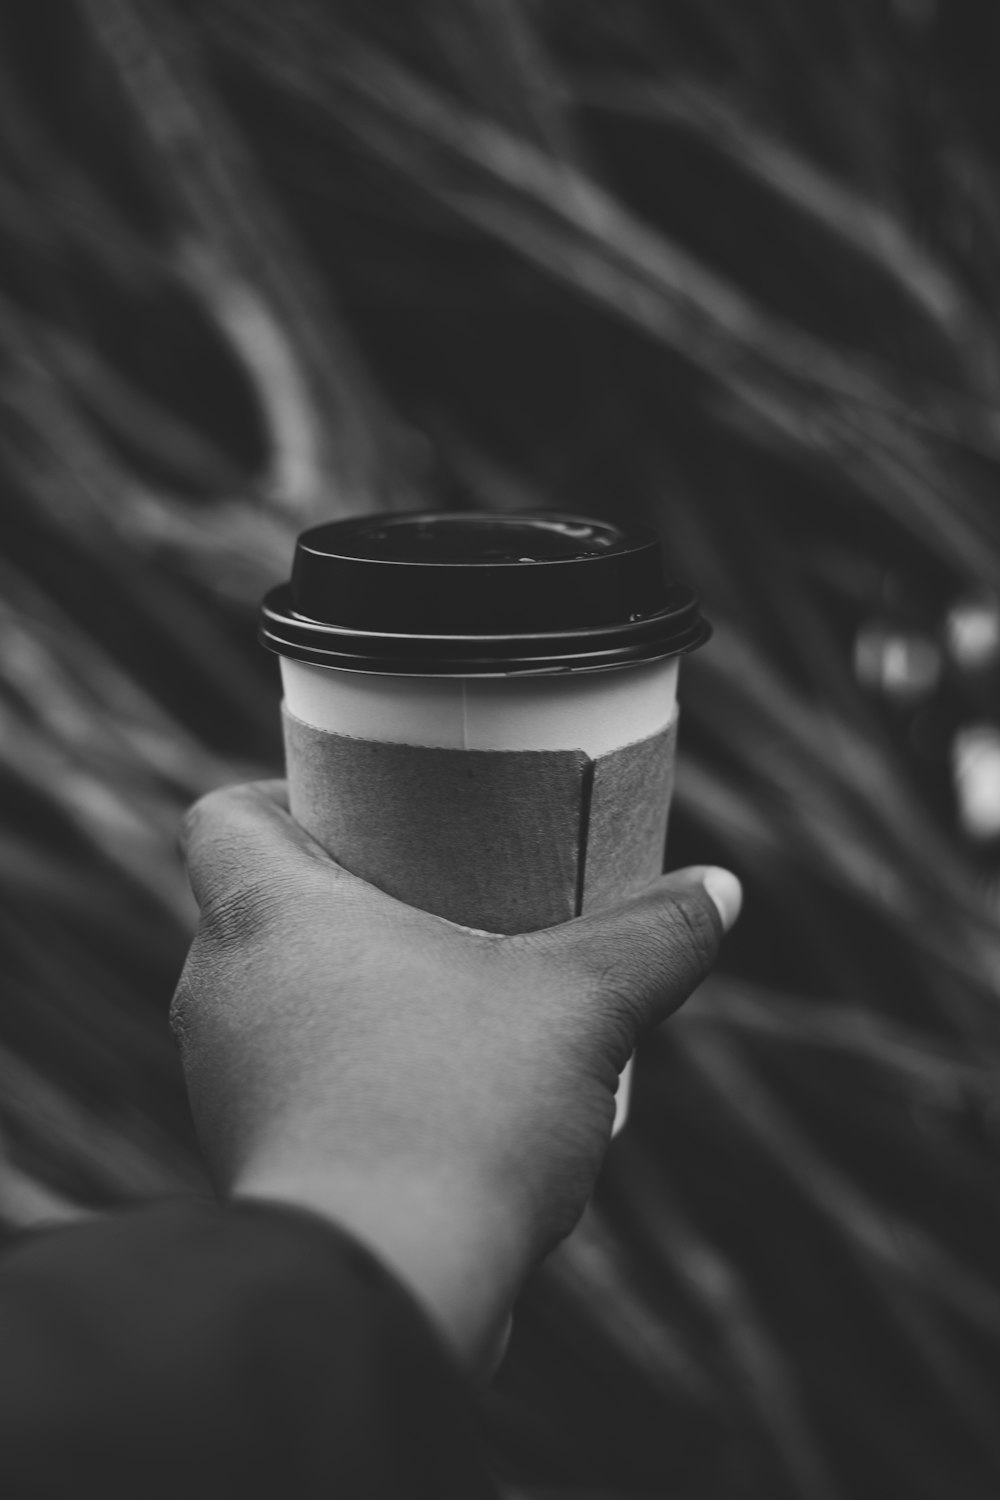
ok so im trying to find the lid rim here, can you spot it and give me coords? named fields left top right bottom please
left=258, top=627, right=711, bottom=677
left=260, top=596, right=710, bottom=675
left=262, top=583, right=701, bottom=646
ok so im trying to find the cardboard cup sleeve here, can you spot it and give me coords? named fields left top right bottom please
left=282, top=704, right=679, bottom=1125
left=283, top=705, right=678, bottom=931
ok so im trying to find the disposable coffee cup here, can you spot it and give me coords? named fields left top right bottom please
left=260, top=512, right=710, bottom=1133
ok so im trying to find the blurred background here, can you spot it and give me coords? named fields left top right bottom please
left=3, top=1, right=1000, bottom=1495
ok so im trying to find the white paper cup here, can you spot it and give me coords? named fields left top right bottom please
left=262, top=512, right=709, bottom=1136
left=281, top=654, right=678, bottom=755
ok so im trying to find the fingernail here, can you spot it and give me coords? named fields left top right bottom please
left=702, top=868, right=742, bottom=932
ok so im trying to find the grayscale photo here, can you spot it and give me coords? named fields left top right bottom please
left=1, top=3, right=998, bottom=1497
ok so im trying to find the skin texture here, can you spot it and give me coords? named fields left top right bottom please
left=172, top=780, right=741, bottom=1374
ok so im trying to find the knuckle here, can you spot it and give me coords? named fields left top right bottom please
left=199, top=868, right=287, bottom=948
left=179, top=789, right=222, bottom=859
left=180, top=783, right=257, bottom=859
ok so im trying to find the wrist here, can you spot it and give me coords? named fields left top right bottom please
left=230, top=1161, right=531, bottom=1375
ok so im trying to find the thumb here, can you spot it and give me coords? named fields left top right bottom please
left=531, top=865, right=742, bottom=1049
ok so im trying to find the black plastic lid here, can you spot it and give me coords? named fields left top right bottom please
left=260, top=511, right=710, bottom=676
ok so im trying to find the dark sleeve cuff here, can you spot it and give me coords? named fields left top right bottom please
left=0, top=1196, right=499, bottom=1500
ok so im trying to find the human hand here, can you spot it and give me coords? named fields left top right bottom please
left=172, top=781, right=740, bottom=1373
